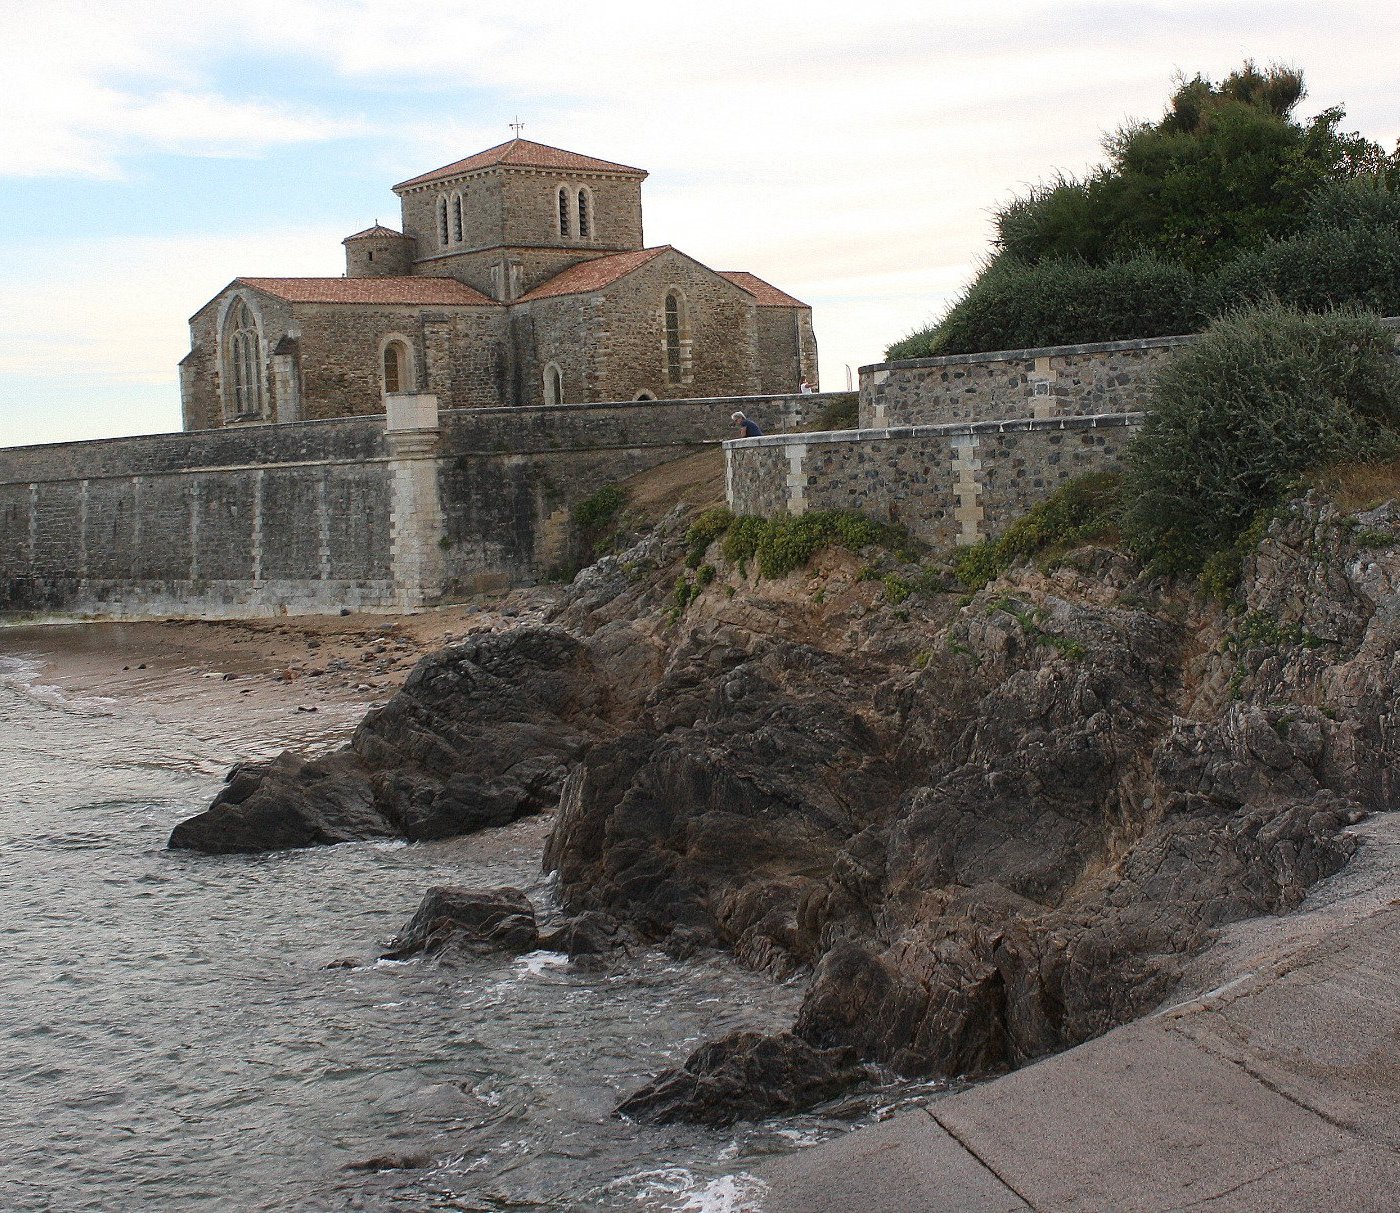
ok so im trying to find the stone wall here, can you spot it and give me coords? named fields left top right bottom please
left=859, top=335, right=1191, bottom=429
left=0, top=416, right=397, bottom=617
left=754, top=307, right=812, bottom=396
left=1, top=391, right=836, bottom=618
left=859, top=320, right=1400, bottom=430
left=399, top=167, right=644, bottom=297
left=595, top=252, right=760, bottom=403
left=726, top=415, right=1143, bottom=549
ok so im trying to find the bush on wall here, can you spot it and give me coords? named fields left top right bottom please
left=887, top=64, right=1400, bottom=360
left=1121, top=305, right=1400, bottom=575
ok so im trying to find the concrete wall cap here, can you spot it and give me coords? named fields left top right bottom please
left=724, top=411, right=1146, bottom=448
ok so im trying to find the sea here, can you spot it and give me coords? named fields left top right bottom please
left=0, top=636, right=939, bottom=1212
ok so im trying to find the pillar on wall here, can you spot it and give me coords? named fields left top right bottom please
left=423, top=321, right=454, bottom=402
left=385, top=392, right=446, bottom=608
left=951, top=433, right=984, bottom=545
left=270, top=336, right=302, bottom=422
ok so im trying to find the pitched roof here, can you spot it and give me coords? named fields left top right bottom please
left=516, top=247, right=672, bottom=302
left=395, top=138, right=647, bottom=191
left=236, top=277, right=498, bottom=306
left=342, top=224, right=406, bottom=243
left=719, top=271, right=808, bottom=309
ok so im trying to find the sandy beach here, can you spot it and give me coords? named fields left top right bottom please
left=0, top=587, right=561, bottom=760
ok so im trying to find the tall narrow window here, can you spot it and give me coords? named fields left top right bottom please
left=558, top=187, right=571, bottom=237
left=577, top=188, right=590, bottom=238
left=665, top=292, right=683, bottom=385
left=452, top=193, right=464, bottom=243
left=544, top=363, right=563, bottom=405
left=223, top=298, right=264, bottom=419
left=383, top=343, right=404, bottom=393
left=438, top=196, right=449, bottom=246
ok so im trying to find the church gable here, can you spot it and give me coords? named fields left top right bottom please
left=518, top=247, right=763, bottom=405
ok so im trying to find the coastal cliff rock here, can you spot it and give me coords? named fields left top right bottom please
left=171, top=627, right=617, bottom=853
left=384, top=886, right=539, bottom=959
left=615, top=1031, right=869, bottom=1128
left=174, top=495, right=1400, bottom=1124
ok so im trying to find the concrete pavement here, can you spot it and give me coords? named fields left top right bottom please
left=758, top=814, right=1400, bottom=1212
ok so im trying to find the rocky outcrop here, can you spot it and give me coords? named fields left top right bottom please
left=543, top=499, right=1394, bottom=1115
left=174, top=496, right=1400, bottom=1125
left=171, top=628, right=615, bottom=853
left=384, top=886, right=539, bottom=959
left=615, top=1031, right=870, bottom=1127
left=169, top=750, right=392, bottom=853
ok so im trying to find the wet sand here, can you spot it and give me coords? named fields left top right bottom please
left=0, top=588, right=561, bottom=756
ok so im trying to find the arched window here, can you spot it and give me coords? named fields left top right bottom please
left=452, top=193, right=464, bottom=243
left=438, top=196, right=449, bottom=246
left=544, top=362, right=564, bottom=405
left=380, top=338, right=415, bottom=394
left=223, top=298, right=264, bottom=419
left=558, top=187, right=571, bottom=237
left=383, top=343, right=404, bottom=393
left=664, top=291, right=686, bottom=385
left=577, top=188, right=591, bottom=238
left=633, top=390, right=656, bottom=401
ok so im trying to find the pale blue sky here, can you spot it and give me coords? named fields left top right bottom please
left=1, top=0, right=1397, bottom=447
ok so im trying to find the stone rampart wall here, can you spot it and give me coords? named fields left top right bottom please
left=726, top=415, right=1143, bottom=549
left=859, top=335, right=1190, bottom=430
left=0, top=391, right=845, bottom=617
left=859, top=319, right=1400, bottom=431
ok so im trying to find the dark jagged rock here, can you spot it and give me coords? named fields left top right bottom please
left=169, top=751, right=389, bottom=853
left=383, top=886, right=538, bottom=959
left=536, top=910, right=624, bottom=957
left=615, top=1031, right=869, bottom=1127
left=170, top=627, right=610, bottom=853
left=174, top=496, right=1400, bottom=1124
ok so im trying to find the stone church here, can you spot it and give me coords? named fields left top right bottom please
left=180, top=138, right=818, bottom=430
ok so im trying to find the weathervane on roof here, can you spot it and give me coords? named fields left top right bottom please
left=510, top=117, right=525, bottom=138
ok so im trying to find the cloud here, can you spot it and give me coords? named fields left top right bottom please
left=0, top=1, right=359, bottom=178
left=2, top=1, right=1400, bottom=438
left=0, top=226, right=344, bottom=394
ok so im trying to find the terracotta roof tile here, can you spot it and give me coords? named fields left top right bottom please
left=395, top=139, right=647, bottom=190
left=342, top=224, right=407, bottom=243
left=516, top=247, right=672, bottom=302
left=237, top=277, right=499, bottom=306
left=719, top=271, right=808, bottom=309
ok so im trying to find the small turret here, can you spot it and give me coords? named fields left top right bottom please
left=343, top=224, right=413, bottom=277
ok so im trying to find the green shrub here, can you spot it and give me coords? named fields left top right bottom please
left=1122, top=305, right=1400, bottom=575
left=572, top=483, right=629, bottom=530
left=812, top=394, right=859, bottom=431
left=885, top=64, right=1400, bottom=358
left=1205, top=222, right=1400, bottom=317
left=954, top=473, right=1123, bottom=588
left=889, top=256, right=1202, bottom=359
left=684, top=507, right=734, bottom=568
left=882, top=573, right=912, bottom=605
left=722, top=510, right=911, bottom=579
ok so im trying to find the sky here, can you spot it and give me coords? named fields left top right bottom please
left=0, top=0, right=1397, bottom=448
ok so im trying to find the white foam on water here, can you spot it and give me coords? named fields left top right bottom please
left=513, top=949, right=570, bottom=976
left=674, top=1173, right=769, bottom=1212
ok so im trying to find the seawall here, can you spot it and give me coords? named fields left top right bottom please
left=1, top=391, right=845, bottom=619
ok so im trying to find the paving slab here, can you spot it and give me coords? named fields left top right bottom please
left=1164, top=910, right=1400, bottom=1148
left=933, top=1021, right=1358, bottom=1212
left=759, top=819, right=1400, bottom=1212
left=758, top=1108, right=1029, bottom=1213
left=1163, top=1143, right=1400, bottom=1212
